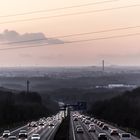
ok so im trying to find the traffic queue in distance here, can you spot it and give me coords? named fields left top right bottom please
left=1, top=112, right=62, bottom=140
left=73, top=113, right=132, bottom=140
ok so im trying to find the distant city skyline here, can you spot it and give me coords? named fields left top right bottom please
left=0, top=0, right=140, bottom=66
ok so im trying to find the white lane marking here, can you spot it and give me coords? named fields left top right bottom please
left=46, top=121, right=61, bottom=140
left=11, top=125, right=27, bottom=134
left=0, top=125, right=27, bottom=139
left=79, top=119, right=94, bottom=140
left=71, top=113, right=76, bottom=140
left=0, top=125, right=27, bottom=138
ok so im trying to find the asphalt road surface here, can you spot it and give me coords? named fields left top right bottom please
left=70, top=111, right=140, bottom=140
left=0, top=111, right=64, bottom=140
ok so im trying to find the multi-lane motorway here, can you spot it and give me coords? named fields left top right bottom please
left=1, top=111, right=140, bottom=140
left=70, top=111, right=140, bottom=140
left=0, top=111, right=64, bottom=140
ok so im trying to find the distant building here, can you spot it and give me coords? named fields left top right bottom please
left=96, top=84, right=137, bottom=89
left=108, top=84, right=137, bottom=89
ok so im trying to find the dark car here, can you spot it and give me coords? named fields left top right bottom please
left=98, top=133, right=108, bottom=140
left=102, top=125, right=109, bottom=130
left=97, top=121, right=101, bottom=125
left=110, top=129, right=119, bottom=136
left=99, top=122, right=104, bottom=127
left=73, top=117, right=78, bottom=121
left=32, top=123, right=38, bottom=127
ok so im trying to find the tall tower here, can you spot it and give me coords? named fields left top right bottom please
left=102, top=60, right=105, bottom=71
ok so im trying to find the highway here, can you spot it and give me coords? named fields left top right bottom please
left=1, top=111, right=140, bottom=140
left=0, top=111, right=64, bottom=140
left=70, top=111, right=140, bottom=140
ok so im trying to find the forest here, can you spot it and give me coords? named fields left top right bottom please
left=89, top=87, right=140, bottom=130
left=0, top=90, right=58, bottom=127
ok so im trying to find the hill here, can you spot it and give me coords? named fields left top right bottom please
left=89, top=87, right=140, bottom=130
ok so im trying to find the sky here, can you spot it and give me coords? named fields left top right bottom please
left=0, top=0, right=140, bottom=67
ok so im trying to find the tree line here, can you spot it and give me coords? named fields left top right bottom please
left=89, top=87, right=140, bottom=130
left=0, top=90, right=57, bottom=127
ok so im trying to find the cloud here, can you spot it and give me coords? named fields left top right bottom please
left=0, top=29, right=64, bottom=45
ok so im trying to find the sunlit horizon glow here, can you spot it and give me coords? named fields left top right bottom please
left=0, top=0, right=140, bottom=67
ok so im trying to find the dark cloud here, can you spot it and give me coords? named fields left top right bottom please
left=0, top=29, right=64, bottom=45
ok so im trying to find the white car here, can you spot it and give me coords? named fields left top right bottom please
left=31, top=134, right=40, bottom=140
left=76, top=125, right=81, bottom=129
left=89, top=123, right=95, bottom=127
left=120, top=133, right=131, bottom=140
left=2, top=130, right=10, bottom=138
left=48, top=122, right=55, bottom=127
left=76, top=127, right=84, bottom=133
left=98, top=133, right=108, bottom=140
left=18, top=130, right=28, bottom=140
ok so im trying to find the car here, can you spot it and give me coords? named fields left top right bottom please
left=110, top=129, right=119, bottom=136
left=98, top=133, right=108, bottom=140
left=19, top=130, right=27, bottom=133
left=2, top=130, right=11, bottom=138
left=88, top=125, right=96, bottom=132
left=78, top=115, right=82, bottom=119
left=47, top=117, right=52, bottom=122
left=119, top=133, right=131, bottom=140
left=73, top=114, right=77, bottom=117
left=76, top=125, right=81, bottom=129
left=89, top=123, right=95, bottom=127
left=94, top=119, right=98, bottom=124
left=27, top=122, right=31, bottom=127
left=97, top=121, right=101, bottom=125
left=82, top=118, right=86, bottom=122
left=81, top=115, right=85, bottom=119
left=90, top=118, right=94, bottom=122
left=28, top=121, right=38, bottom=127
left=48, top=122, right=55, bottom=127
left=32, top=122, right=38, bottom=127
left=85, top=120, right=90, bottom=124
left=31, top=134, right=40, bottom=140
left=99, top=122, right=104, bottom=127
left=8, top=136, right=17, bottom=140
left=102, top=125, right=109, bottom=130
left=39, top=122, right=45, bottom=127
left=18, top=130, right=28, bottom=140
left=73, top=117, right=78, bottom=121
left=76, top=127, right=84, bottom=133
left=86, top=116, right=91, bottom=120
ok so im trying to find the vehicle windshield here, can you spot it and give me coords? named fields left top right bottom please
left=99, top=137, right=107, bottom=140
left=4, top=131, right=10, bottom=133
left=122, top=134, right=131, bottom=137
left=19, top=134, right=27, bottom=138
left=9, top=137, right=16, bottom=140
left=33, top=134, right=39, bottom=137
